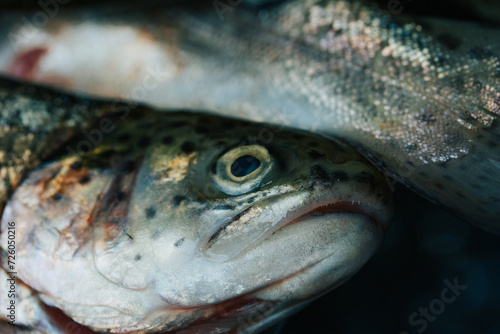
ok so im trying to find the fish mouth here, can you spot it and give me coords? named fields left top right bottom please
left=276, top=200, right=384, bottom=231
left=204, top=188, right=390, bottom=261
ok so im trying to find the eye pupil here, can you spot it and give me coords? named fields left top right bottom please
left=231, top=155, right=261, bottom=177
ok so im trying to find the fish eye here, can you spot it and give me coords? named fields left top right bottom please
left=212, top=145, right=274, bottom=195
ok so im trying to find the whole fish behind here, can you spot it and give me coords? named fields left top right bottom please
left=0, top=0, right=497, bottom=231
left=0, top=77, right=393, bottom=333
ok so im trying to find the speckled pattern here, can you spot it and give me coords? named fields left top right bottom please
left=0, top=77, right=109, bottom=217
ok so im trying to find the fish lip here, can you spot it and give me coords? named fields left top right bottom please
left=276, top=200, right=379, bottom=232
left=205, top=187, right=390, bottom=259
left=245, top=189, right=388, bottom=231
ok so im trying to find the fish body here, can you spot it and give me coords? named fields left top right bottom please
left=0, top=77, right=393, bottom=332
left=0, top=0, right=498, bottom=231
left=0, top=75, right=110, bottom=217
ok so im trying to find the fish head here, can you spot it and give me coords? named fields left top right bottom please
left=1, top=112, right=393, bottom=333
left=103, top=112, right=394, bottom=331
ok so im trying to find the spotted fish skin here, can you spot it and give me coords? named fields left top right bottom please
left=1, top=96, right=393, bottom=332
left=0, top=0, right=498, bottom=231
left=0, top=76, right=114, bottom=216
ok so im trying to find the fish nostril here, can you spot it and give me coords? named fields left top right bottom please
left=310, top=165, right=330, bottom=181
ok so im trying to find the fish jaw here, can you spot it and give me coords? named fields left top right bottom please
left=203, top=181, right=390, bottom=262
left=143, top=202, right=385, bottom=333
left=138, top=212, right=382, bottom=334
